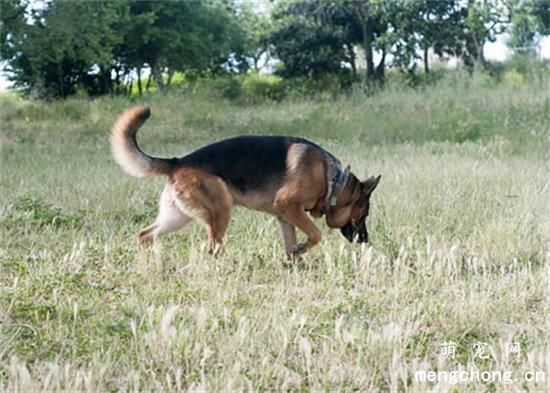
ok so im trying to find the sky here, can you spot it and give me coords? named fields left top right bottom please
left=1, top=34, right=549, bottom=92
left=486, top=34, right=550, bottom=60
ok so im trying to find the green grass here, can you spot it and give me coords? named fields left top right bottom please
left=1, top=77, right=549, bottom=391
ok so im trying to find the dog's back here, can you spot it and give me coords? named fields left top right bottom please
left=177, top=135, right=318, bottom=193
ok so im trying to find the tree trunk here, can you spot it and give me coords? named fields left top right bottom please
left=58, top=64, right=64, bottom=97
left=363, top=22, right=375, bottom=85
left=107, top=70, right=113, bottom=95
left=99, top=65, right=112, bottom=95
left=355, top=4, right=375, bottom=85
left=471, top=34, right=486, bottom=71
left=152, top=65, right=165, bottom=91
left=346, top=43, right=356, bottom=78
left=146, top=72, right=153, bottom=92
left=255, top=49, right=268, bottom=72
left=136, top=67, right=142, bottom=96
left=476, top=41, right=486, bottom=69
left=423, top=46, right=430, bottom=74
left=375, top=48, right=386, bottom=84
left=166, top=69, right=175, bottom=88
left=114, top=68, right=121, bottom=95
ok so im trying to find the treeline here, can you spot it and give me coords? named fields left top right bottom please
left=1, top=0, right=549, bottom=98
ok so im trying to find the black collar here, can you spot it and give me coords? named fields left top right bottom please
left=329, top=165, right=350, bottom=207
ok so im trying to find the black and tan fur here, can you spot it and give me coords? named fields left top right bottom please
left=111, top=106, right=381, bottom=258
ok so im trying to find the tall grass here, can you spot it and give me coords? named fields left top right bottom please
left=1, top=76, right=549, bottom=391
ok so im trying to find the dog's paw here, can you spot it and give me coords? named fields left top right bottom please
left=136, top=236, right=154, bottom=251
left=291, top=242, right=307, bottom=258
left=208, top=244, right=224, bottom=258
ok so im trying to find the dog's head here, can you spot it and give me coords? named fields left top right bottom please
left=340, top=175, right=381, bottom=243
left=326, top=174, right=381, bottom=243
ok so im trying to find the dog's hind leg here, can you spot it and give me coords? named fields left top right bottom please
left=278, top=218, right=297, bottom=259
left=205, top=205, right=231, bottom=256
left=138, top=185, right=192, bottom=248
left=172, top=172, right=233, bottom=256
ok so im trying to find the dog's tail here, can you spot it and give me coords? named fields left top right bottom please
left=111, top=106, right=174, bottom=177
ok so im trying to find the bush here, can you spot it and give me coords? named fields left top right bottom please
left=0, top=93, right=26, bottom=122
left=279, top=73, right=354, bottom=100
left=240, top=73, right=284, bottom=102
left=502, top=69, right=526, bottom=87
left=485, top=55, right=550, bottom=85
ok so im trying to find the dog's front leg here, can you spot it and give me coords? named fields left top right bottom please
left=278, top=218, right=297, bottom=259
left=275, top=204, right=322, bottom=258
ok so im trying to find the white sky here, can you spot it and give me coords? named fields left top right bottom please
left=486, top=34, right=550, bottom=60
left=1, top=34, right=549, bottom=92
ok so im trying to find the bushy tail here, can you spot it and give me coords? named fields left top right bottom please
left=110, top=106, right=174, bottom=177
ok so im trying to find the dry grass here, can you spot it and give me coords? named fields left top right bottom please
left=1, top=78, right=549, bottom=391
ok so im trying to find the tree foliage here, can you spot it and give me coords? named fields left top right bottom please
left=236, top=3, right=272, bottom=72
left=268, top=0, right=473, bottom=84
left=2, top=0, right=127, bottom=96
left=391, top=0, right=465, bottom=74
left=268, top=1, right=351, bottom=78
left=1, top=0, right=549, bottom=98
left=1, top=0, right=247, bottom=97
left=507, top=0, right=550, bottom=56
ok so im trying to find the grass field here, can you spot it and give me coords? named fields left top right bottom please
left=1, top=76, right=549, bottom=392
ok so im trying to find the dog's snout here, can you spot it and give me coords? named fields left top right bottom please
left=340, top=221, right=369, bottom=243
left=356, top=221, right=368, bottom=243
left=340, top=222, right=355, bottom=242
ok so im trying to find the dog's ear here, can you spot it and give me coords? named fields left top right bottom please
left=362, top=175, right=381, bottom=196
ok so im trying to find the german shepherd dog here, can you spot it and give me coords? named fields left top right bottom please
left=111, top=106, right=381, bottom=259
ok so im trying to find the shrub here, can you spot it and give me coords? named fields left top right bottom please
left=502, top=69, right=526, bottom=87
left=240, top=73, right=284, bottom=102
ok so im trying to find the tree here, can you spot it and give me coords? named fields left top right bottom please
left=1, top=0, right=247, bottom=97
left=1, top=0, right=126, bottom=97
left=392, top=0, right=464, bottom=74
left=532, top=0, right=550, bottom=34
left=463, top=0, right=509, bottom=70
left=113, top=4, right=156, bottom=95
left=268, top=1, right=351, bottom=78
left=345, top=0, right=386, bottom=85
left=237, top=3, right=272, bottom=72
left=0, top=0, right=28, bottom=61
left=116, top=0, right=246, bottom=91
left=507, top=0, right=550, bottom=56
left=268, top=0, right=393, bottom=85
left=278, top=0, right=405, bottom=86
